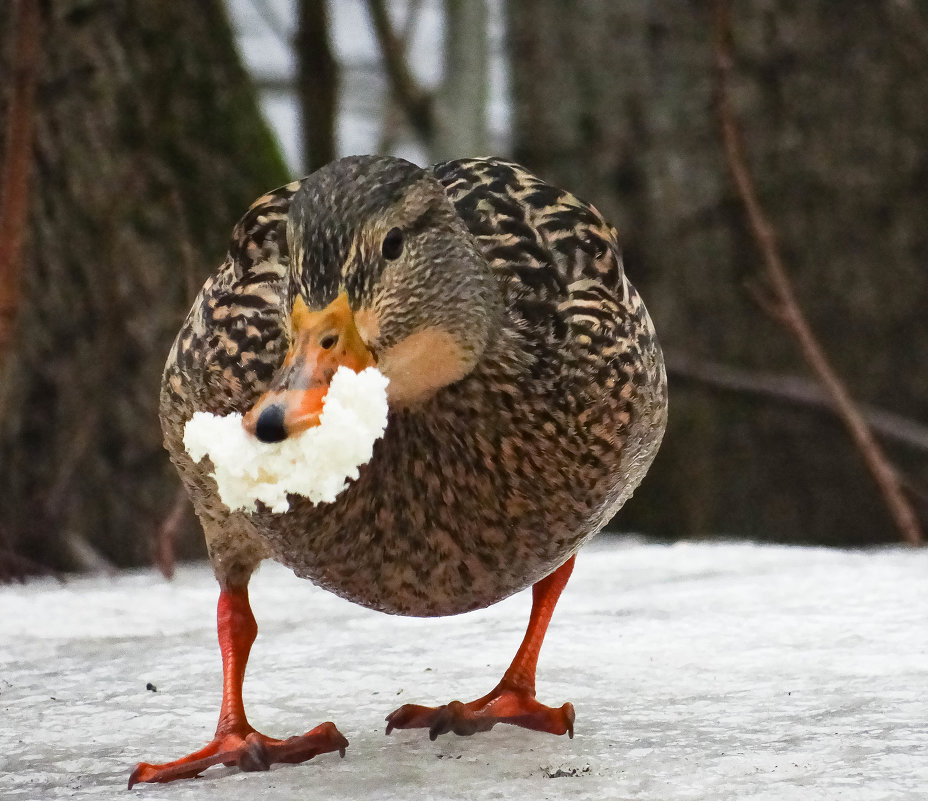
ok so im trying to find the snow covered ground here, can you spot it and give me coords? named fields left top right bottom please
left=1, top=539, right=926, bottom=800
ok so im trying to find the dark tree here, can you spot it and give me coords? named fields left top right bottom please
left=506, top=0, right=928, bottom=545
left=0, top=0, right=289, bottom=575
left=296, top=0, right=338, bottom=172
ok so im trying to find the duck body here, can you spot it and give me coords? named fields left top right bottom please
left=161, top=156, right=667, bottom=616
left=135, top=156, right=666, bottom=786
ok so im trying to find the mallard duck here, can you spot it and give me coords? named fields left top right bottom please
left=130, top=156, right=667, bottom=787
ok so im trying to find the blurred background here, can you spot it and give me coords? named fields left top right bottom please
left=1, top=0, right=926, bottom=578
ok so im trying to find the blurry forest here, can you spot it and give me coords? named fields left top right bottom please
left=1, top=0, right=926, bottom=578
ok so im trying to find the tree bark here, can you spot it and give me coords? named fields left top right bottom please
left=711, top=0, right=922, bottom=546
left=666, top=354, right=928, bottom=457
left=506, top=0, right=928, bottom=545
left=296, top=0, right=338, bottom=173
left=433, top=0, right=490, bottom=161
left=0, top=0, right=289, bottom=574
left=0, top=0, right=40, bottom=364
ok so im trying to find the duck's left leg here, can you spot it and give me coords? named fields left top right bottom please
left=385, top=555, right=576, bottom=740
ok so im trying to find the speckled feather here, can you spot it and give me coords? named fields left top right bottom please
left=160, top=157, right=667, bottom=616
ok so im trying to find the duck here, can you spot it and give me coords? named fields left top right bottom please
left=130, top=155, right=668, bottom=787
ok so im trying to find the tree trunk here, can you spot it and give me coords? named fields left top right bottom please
left=433, top=0, right=490, bottom=161
left=0, top=0, right=289, bottom=574
left=506, top=0, right=928, bottom=545
left=296, top=0, right=338, bottom=173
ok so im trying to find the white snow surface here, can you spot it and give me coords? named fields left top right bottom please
left=182, top=367, right=388, bottom=513
left=2, top=539, right=926, bottom=800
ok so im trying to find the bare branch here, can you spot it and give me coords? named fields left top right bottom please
left=711, top=0, right=924, bottom=546
left=377, top=0, right=426, bottom=153
left=0, top=521, right=65, bottom=583
left=365, top=0, right=434, bottom=143
left=154, top=486, right=189, bottom=581
left=743, top=278, right=787, bottom=323
left=0, top=0, right=41, bottom=365
left=248, top=0, right=291, bottom=47
left=666, top=353, right=928, bottom=456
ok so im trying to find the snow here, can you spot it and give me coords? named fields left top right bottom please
left=2, top=539, right=927, bottom=800
left=183, top=367, right=389, bottom=513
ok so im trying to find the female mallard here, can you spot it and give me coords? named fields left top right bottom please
left=131, top=156, right=667, bottom=787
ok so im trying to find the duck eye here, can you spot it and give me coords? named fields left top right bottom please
left=381, top=227, right=404, bottom=260
left=319, top=333, right=338, bottom=350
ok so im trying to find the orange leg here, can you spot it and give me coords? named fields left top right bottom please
left=386, top=555, right=576, bottom=740
left=129, top=585, right=347, bottom=788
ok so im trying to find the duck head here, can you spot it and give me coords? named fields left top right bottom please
left=243, top=156, right=502, bottom=443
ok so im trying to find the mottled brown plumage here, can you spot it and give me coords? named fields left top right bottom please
left=135, top=156, right=666, bottom=785
left=161, top=155, right=666, bottom=609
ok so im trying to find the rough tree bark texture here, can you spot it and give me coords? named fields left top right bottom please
left=507, top=0, right=928, bottom=544
left=0, top=1, right=289, bottom=572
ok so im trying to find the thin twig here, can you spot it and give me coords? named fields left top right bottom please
left=248, top=0, right=291, bottom=47
left=377, top=0, right=425, bottom=153
left=45, top=415, right=99, bottom=517
left=666, top=353, right=928, bottom=455
left=365, top=0, right=433, bottom=143
left=0, top=0, right=41, bottom=364
left=711, top=0, right=924, bottom=546
left=0, top=550, right=65, bottom=584
left=154, top=485, right=189, bottom=580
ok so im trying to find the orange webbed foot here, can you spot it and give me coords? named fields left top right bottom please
left=128, top=721, right=348, bottom=788
left=385, top=684, right=575, bottom=740
left=386, top=558, right=578, bottom=743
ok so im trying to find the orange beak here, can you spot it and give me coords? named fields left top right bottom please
left=243, top=292, right=375, bottom=442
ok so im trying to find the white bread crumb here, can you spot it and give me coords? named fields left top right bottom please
left=183, top=366, right=389, bottom=513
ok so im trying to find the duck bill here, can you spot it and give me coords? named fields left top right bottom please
left=243, top=293, right=375, bottom=441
